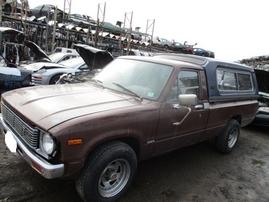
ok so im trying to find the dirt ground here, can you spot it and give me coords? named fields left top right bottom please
left=0, top=124, right=269, bottom=202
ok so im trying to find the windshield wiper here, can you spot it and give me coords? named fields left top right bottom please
left=113, top=82, right=143, bottom=101
left=91, top=79, right=104, bottom=88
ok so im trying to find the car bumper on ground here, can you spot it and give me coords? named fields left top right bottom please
left=0, top=114, right=65, bottom=179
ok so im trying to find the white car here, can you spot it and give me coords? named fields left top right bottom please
left=22, top=52, right=80, bottom=72
left=32, top=57, right=87, bottom=85
left=151, top=36, right=172, bottom=49
left=32, top=44, right=114, bottom=85
left=21, top=41, right=79, bottom=72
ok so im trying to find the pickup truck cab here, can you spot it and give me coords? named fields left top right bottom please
left=0, top=54, right=259, bottom=202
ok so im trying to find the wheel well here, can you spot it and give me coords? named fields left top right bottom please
left=117, top=137, right=141, bottom=158
left=49, top=74, right=63, bottom=84
left=87, top=137, right=141, bottom=163
left=230, top=115, right=241, bottom=125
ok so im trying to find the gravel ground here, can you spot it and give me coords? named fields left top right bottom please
left=0, top=124, right=269, bottom=202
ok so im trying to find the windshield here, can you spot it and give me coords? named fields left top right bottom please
left=46, top=53, right=65, bottom=63
left=93, top=58, right=173, bottom=100
left=59, top=57, right=84, bottom=69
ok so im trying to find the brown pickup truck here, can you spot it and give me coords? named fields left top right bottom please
left=0, top=54, right=259, bottom=202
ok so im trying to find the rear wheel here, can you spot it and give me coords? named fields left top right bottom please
left=76, top=141, right=137, bottom=202
left=216, top=119, right=240, bottom=154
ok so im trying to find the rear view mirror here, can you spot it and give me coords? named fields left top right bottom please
left=178, top=94, right=198, bottom=106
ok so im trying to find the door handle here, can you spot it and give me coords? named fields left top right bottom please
left=195, top=104, right=203, bottom=109
left=173, top=104, right=179, bottom=109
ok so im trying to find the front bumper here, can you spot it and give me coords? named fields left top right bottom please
left=0, top=113, right=65, bottom=179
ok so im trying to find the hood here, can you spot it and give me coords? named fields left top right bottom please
left=2, top=84, right=139, bottom=130
left=74, top=44, right=113, bottom=71
left=0, top=28, right=24, bottom=61
left=24, top=40, right=50, bottom=61
left=22, top=62, right=64, bottom=71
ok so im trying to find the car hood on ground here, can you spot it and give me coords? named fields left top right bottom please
left=24, top=40, right=51, bottom=61
left=74, top=44, right=114, bottom=71
left=2, top=84, right=141, bottom=130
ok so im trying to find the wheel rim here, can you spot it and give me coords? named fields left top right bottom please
left=98, top=159, right=131, bottom=198
left=228, top=128, right=238, bottom=148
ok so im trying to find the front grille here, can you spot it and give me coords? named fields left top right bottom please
left=2, top=103, right=39, bottom=149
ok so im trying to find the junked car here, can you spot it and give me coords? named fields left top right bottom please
left=32, top=44, right=114, bottom=85
left=30, top=4, right=67, bottom=22
left=151, top=36, right=172, bottom=49
left=21, top=41, right=80, bottom=72
left=193, top=48, right=215, bottom=58
left=170, top=41, right=196, bottom=54
left=251, top=69, right=269, bottom=126
left=31, top=57, right=87, bottom=85
left=0, top=27, right=33, bottom=111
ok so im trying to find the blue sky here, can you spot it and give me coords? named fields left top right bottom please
left=28, top=0, right=269, bottom=61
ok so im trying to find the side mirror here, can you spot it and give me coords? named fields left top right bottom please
left=178, top=94, right=198, bottom=106
left=173, top=94, right=198, bottom=126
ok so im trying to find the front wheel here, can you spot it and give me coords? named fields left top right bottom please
left=49, top=74, right=62, bottom=84
left=216, top=119, right=240, bottom=154
left=76, top=141, right=137, bottom=202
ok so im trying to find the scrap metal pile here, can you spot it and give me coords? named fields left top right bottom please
left=238, top=55, right=269, bottom=70
left=1, top=1, right=175, bottom=64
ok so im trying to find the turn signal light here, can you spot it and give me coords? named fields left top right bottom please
left=68, top=139, right=82, bottom=146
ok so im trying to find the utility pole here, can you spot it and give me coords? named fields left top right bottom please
left=96, top=2, right=106, bottom=46
left=145, top=19, right=155, bottom=46
left=124, top=12, right=133, bottom=55
left=0, top=0, right=2, bottom=25
left=63, top=0, right=72, bottom=48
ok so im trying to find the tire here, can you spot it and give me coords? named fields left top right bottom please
left=216, top=119, right=240, bottom=154
left=49, top=74, right=62, bottom=85
left=76, top=141, right=137, bottom=202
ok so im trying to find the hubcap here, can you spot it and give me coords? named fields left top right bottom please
left=98, top=159, right=131, bottom=198
left=228, top=128, right=238, bottom=148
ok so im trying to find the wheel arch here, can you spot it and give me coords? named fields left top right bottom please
left=86, top=137, right=141, bottom=163
left=49, top=73, right=64, bottom=84
left=230, top=115, right=241, bottom=125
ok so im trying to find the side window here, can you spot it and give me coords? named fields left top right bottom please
left=166, top=70, right=199, bottom=102
left=217, top=70, right=237, bottom=90
left=238, top=73, right=252, bottom=90
left=79, top=64, right=88, bottom=70
left=217, top=68, right=253, bottom=91
left=62, top=56, right=71, bottom=61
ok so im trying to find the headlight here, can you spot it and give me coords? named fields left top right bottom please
left=41, top=133, right=56, bottom=155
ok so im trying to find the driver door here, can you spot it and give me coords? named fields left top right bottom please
left=152, top=70, right=209, bottom=156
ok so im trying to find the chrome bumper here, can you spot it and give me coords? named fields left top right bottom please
left=0, top=113, right=64, bottom=179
